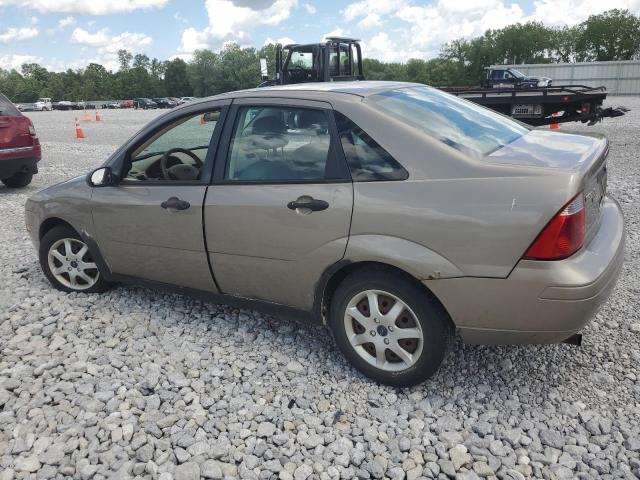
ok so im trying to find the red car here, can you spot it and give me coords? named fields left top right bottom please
left=119, top=99, right=133, bottom=109
left=1, top=93, right=40, bottom=188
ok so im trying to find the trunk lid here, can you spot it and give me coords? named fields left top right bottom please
left=489, top=129, right=608, bottom=245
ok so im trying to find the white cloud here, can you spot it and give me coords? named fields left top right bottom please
left=303, top=3, right=316, bottom=14
left=69, top=28, right=153, bottom=70
left=70, top=27, right=110, bottom=47
left=322, top=27, right=347, bottom=41
left=529, top=0, right=640, bottom=25
left=0, top=54, right=43, bottom=70
left=173, top=11, right=189, bottom=24
left=342, top=0, right=640, bottom=62
left=0, top=0, right=168, bottom=15
left=263, top=36, right=296, bottom=46
left=358, top=13, right=382, bottom=29
left=58, top=16, right=76, bottom=29
left=0, top=26, right=39, bottom=43
left=177, top=0, right=298, bottom=55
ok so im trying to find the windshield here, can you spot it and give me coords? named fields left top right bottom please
left=368, top=86, right=528, bottom=157
left=510, top=69, right=526, bottom=78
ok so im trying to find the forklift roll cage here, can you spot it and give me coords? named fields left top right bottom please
left=261, top=37, right=364, bottom=86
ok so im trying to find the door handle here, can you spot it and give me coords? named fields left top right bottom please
left=161, top=197, right=190, bottom=211
left=287, top=198, right=329, bottom=212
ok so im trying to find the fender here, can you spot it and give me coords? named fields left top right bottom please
left=344, top=234, right=464, bottom=280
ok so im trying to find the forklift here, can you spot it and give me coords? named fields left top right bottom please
left=258, top=37, right=364, bottom=87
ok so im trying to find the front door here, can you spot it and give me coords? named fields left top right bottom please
left=204, top=100, right=353, bottom=310
left=91, top=106, right=227, bottom=291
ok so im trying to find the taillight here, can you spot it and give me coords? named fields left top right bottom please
left=28, top=123, right=36, bottom=136
left=524, top=193, right=585, bottom=260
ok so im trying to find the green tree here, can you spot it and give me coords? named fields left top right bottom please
left=164, top=58, right=192, bottom=96
left=576, top=9, right=640, bottom=61
left=118, top=49, right=133, bottom=71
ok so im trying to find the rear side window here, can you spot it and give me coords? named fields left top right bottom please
left=0, top=94, right=20, bottom=116
left=334, top=111, right=408, bottom=181
left=368, top=86, right=528, bottom=157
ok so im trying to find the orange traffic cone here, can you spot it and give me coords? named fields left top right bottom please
left=83, top=111, right=92, bottom=122
left=95, top=110, right=101, bottom=122
left=550, top=112, right=560, bottom=129
left=75, top=118, right=86, bottom=139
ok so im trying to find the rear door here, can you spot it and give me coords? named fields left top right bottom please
left=204, top=98, right=353, bottom=310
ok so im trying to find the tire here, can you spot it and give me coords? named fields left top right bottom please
left=329, top=267, right=453, bottom=387
left=39, top=225, right=113, bottom=294
left=2, top=171, right=33, bottom=188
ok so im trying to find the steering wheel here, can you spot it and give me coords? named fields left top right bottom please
left=160, top=147, right=203, bottom=181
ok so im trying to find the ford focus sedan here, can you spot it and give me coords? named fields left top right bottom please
left=25, top=82, right=624, bottom=387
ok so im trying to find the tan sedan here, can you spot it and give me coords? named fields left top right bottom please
left=25, top=82, right=624, bottom=386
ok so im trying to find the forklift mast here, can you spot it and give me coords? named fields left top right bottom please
left=259, top=37, right=364, bottom=87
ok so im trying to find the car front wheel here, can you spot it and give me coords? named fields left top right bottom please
left=329, top=267, right=453, bottom=387
left=39, top=225, right=113, bottom=294
left=2, top=171, right=33, bottom=188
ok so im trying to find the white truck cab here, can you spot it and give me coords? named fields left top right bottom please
left=34, top=98, right=52, bottom=111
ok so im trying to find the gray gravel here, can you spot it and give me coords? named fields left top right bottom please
left=1, top=101, right=639, bottom=480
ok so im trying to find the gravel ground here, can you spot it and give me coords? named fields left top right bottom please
left=1, top=101, right=639, bottom=480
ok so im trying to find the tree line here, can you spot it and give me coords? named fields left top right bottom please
left=1, top=9, right=639, bottom=103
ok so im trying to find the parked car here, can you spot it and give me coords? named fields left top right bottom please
left=33, top=98, right=53, bottom=111
left=15, top=103, right=34, bottom=112
left=133, top=98, right=158, bottom=109
left=25, top=82, right=624, bottom=386
left=177, top=96, right=196, bottom=105
left=152, top=97, right=177, bottom=108
left=120, top=100, right=133, bottom=109
left=53, top=101, right=77, bottom=111
left=482, top=67, right=552, bottom=89
left=107, top=101, right=121, bottom=109
left=1, top=93, right=41, bottom=188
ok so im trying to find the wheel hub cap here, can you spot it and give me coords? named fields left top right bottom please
left=47, top=238, right=99, bottom=291
left=344, top=289, right=424, bottom=372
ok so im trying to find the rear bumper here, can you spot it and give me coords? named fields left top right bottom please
left=425, top=197, right=625, bottom=344
left=0, top=148, right=41, bottom=179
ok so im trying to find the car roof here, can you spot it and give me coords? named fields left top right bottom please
left=192, top=81, right=423, bottom=105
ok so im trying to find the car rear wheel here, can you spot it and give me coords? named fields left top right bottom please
left=329, top=267, right=453, bottom=387
left=39, top=226, right=113, bottom=294
left=2, top=171, right=33, bottom=188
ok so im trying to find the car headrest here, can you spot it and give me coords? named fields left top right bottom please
left=295, top=110, right=326, bottom=129
left=252, top=116, right=287, bottom=135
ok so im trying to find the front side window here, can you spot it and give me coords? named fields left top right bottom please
left=335, top=111, right=408, bottom=181
left=124, top=110, right=220, bottom=182
left=368, top=86, right=528, bottom=157
left=226, top=106, right=334, bottom=182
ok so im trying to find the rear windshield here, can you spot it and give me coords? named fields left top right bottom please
left=367, top=86, right=528, bottom=157
left=0, top=93, right=21, bottom=116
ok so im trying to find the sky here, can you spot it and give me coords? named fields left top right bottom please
left=1, top=0, right=640, bottom=72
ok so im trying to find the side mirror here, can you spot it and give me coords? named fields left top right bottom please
left=201, top=111, right=220, bottom=123
left=87, top=167, right=114, bottom=187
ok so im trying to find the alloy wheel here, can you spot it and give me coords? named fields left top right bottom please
left=343, top=289, right=424, bottom=372
left=47, top=238, right=99, bottom=291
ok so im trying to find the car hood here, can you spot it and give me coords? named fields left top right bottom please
left=488, top=130, right=607, bottom=171
left=518, top=75, right=551, bottom=83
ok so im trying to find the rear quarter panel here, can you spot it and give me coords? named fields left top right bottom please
left=348, top=175, right=574, bottom=278
left=331, top=96, right=579, bottom=278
